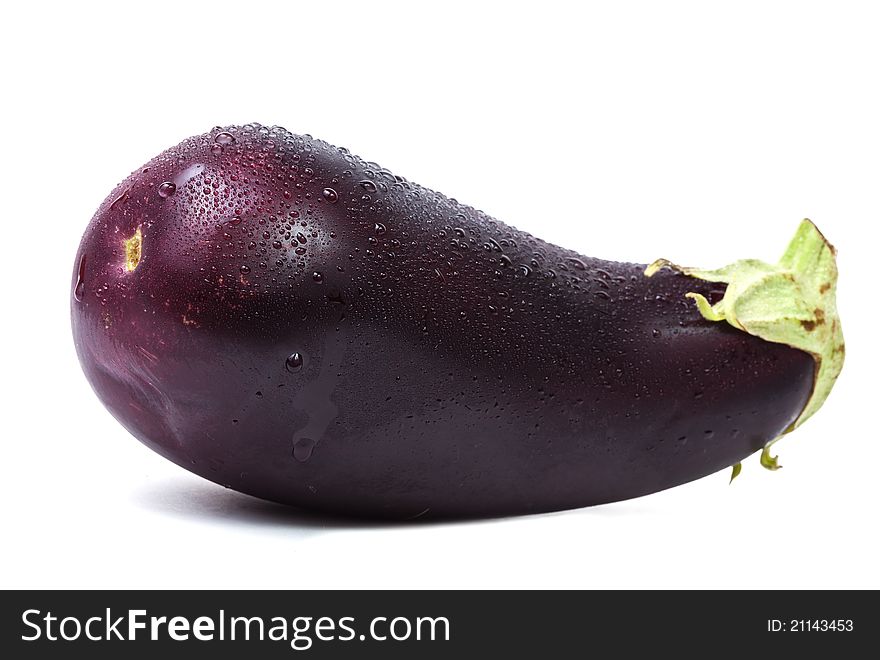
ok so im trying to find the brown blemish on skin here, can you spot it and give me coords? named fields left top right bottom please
left=800, top=308, right=826, bottom=332
left=819, top=282, right=831, bottom=294
left=124, top=227, right=142, bottom=272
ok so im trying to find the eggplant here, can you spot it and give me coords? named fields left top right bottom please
left=71, top=124, right=843, bottom=519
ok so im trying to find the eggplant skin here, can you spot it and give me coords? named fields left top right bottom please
left=71, top=125, right=814, bottom=519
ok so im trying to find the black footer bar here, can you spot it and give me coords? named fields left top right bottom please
left=1, top=590, right=872, bottom=658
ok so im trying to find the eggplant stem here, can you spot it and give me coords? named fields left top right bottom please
left=760, top=446, right=781, bottom=471
left=685, top=292, right=725, bottom=321
left=646, top=219, right=844, bottom=434
left=644, top=258, right=676, bottom=277
left=729, top=462, right=743, bottom=483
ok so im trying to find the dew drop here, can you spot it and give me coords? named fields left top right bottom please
left=322, top=188, right=339, bottom=203
left=285, top=352, right=304, bottom=372
left=652, top=329, right=661, bottom=338
left=110, top=188, right=131, bottom=210
left=517, top=264, right=532, bottom=277
left=293, top=437, right=316, bottom=462
left=240, top=265, right=251, bottom=274
left=312, top=271, right=324, bottom=284
left=214, top=132, right=235, bottom=145
left=374, top=222, right=387, bottom=235
left=360, top=180, right=377, bottom=193
left=210, top=143, right=223, bottom=156
left=158, top=182, right=176, bottom=198
left=74, top=254, right=86, bottom=302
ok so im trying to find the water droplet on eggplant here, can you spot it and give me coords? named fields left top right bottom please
left=285, top=352, right=304, bottom=372
left=293, top=437, right=316, bottom=462
left=74, top=254, right=86, bottom=302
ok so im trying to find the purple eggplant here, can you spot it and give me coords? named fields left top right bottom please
left=71, top=125, right=843, bottom=518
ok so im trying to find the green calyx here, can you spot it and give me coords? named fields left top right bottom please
left=645, top=219, right=844, bottom=471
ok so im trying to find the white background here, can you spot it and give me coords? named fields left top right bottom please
left=1, top=0, right=877, bottom=589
